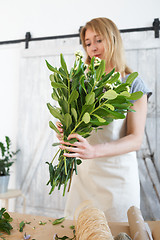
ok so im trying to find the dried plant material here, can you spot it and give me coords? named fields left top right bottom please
left=114, top=232, right=132, bottom=240
left=75, top=206, right=114, bottom=240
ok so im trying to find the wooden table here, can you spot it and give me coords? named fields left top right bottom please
left=0, top=212, right=74, bottom=240
left=0, top=189, right=26, bottom=213
left=0, top=212, right=160, bottom=240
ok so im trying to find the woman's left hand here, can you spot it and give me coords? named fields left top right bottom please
left=59, top=133, right=95, bottom=159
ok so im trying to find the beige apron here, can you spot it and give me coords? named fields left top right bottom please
left=64, top=117, right=140, bottom=222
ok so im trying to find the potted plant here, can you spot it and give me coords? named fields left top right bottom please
left=0, top=136, right=19, bottom=193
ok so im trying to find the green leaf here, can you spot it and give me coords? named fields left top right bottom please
left=90, top=56, right=95, bottom=69
left=0, top=208, right=6, bottom=219
left=71, top=108, right=77, bottom=122
left=60, top=54, right=68, bottom=77
left=70, top=225, right=75, bottom=229
left=54, top=234, right=69, bottom=240
left=114, top=83, right=128, bottom=93
left=90, top=119, right=112, bottom=126
left=45, top=60, right=67, bottom=79
left=85, top=92, right=95, bottom=105
left=120, top=91, right=131, bottom=97
left=51, top=72, right=67, bottom=86
left=64, top=113, right=72, bottom=129
left=80, top=75, right=87, bottom=93
left=94, top=87, right=104, bottom=98
left=52, top=217, right=65, bottom=225
left=59, top=67, right=68, bottom=80
left=39, top=221, right=47, bottom=225
left=0, top=208, right=13, bottom=235
left=49, top=74, right=55, bottom=82
left=104, top=108, right=125, bottom=119
left=51, top=82, right=67, bottom=89
left=69, top=67, right=74, bottom=79
left=102, top=90, right=118, bottom=100
left=51, top=89, right=59, bottom=101
left=111, top=103, right=131, bottom=109
left=19, top=221, right=25, bottom=232
left=128, top=91, right=143, bottom=100
left=52, top=142, right=61, bottom=147
left=49, top=121, right=61, bottom=137
left=97, top=68, right=115, bottom=87
left=82, top=112, right=90, bottom=124
left=71, top=76, right=80, bottom=90
left=105, top=103, right=115, bottom=111
left=126, top=72, right=138, bottom=85
left=96, top=59, right=105, bottom=81
left=93, top=107, right=125, bottom=119
left=65, top=138, right=78, bottom=144
left=58, top=98, right=69, bottom=114
left=47, top=103, right=64, bottom=122
left=93, top=114, right=106, bottom=123
left=74, top=58, right=83, bottom=76
left=68, top=90, right=79, bottom=104
left=81, top=104, right=95, bottom=115
left=107, top=72, right=120, bottom=84
left=3, top=212, right=12, bottom=222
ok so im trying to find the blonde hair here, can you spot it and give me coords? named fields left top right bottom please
left=80, top=17, right=132, bottom=77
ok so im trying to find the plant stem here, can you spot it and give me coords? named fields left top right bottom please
left=70, top=120, right=83, bottom=135
left=68, top=77, right=70, bottom=113
left=64, top=156, right=67, bottom=175
left=90, top=99, right=109, bottom=115
left=51, top=149, right=61, bottom=163
left=68, top=162, right=74, bottom=192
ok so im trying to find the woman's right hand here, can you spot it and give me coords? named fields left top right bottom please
left=56, top=121, right=63, bottom=141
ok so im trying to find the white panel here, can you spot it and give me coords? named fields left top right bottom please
left=16, top=32, right=160, bottom=220
left=16, top=38, right=81, bottom=217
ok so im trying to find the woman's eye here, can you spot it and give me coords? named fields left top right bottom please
left=86, top=43, right=91, bottom=47
left=97, top=39, right=102, bottom=43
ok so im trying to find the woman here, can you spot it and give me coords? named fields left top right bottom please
left=58, top=17, right=151, bottom=222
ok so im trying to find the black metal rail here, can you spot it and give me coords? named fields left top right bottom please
left=0, top=18, right=159, bottom=49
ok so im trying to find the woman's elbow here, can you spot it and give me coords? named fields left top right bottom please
left=133, top=135, right=144, bottom=151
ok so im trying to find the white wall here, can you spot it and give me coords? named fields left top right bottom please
left=0, top=0, right=159, bottom=41
left=0, top=0, right=159, bottom=196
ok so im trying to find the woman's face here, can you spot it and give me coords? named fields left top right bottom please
left=84, top=28, right=106, bottom=61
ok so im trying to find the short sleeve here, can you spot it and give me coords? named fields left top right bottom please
left=123, top=75, right=152, bottom=102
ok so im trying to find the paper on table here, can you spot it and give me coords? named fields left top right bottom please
left=127, top=206, right=150, bottom=240
left=145, top=223, right=153, bottom=240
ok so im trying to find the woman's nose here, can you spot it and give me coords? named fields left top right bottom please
left=91, top=43, right=98, bottom=52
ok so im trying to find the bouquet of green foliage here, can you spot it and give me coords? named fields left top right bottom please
left=0, top=208, right=13, bottom=235
left=46, top=51, right=143, bottom=196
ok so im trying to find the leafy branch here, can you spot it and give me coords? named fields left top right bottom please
left=0, top=208, right=13, bottom=235
left=46, top=52, right=143, bottom=196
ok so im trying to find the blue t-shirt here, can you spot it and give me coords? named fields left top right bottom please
left=123, top=75, right=152, bottom=102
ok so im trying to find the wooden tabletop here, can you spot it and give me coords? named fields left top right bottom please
left=0, top=212, right=160, bottom=240
left=1, top=212, right=74, bottom=240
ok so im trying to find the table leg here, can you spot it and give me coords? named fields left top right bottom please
left=22, top=194, right=26, bottom=214
left=5, top=199, right=8, bottom=210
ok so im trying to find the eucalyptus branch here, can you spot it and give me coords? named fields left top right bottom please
left=46, top=51, right=142, bottom=195
left=70, top=120, right=83, bottom=135
left=51, top=149, right=61, bottom=164
left=91, top=99, right=109, bottom=114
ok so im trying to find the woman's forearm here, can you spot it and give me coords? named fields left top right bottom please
left=93, top=133, right=143, bottom=158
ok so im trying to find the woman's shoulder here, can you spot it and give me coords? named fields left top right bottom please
left=123, top=74, right=152, bottom=99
